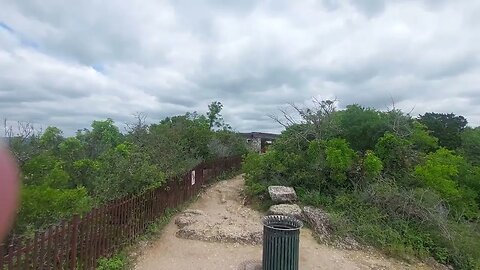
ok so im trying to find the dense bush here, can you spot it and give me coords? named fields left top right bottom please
left=8, top=102, right=247, bottom=236
left=17, top=187, right=91, bottom=235
left=97, top=253, right=127, bottom=270
left=243, top=101, right=480, bottom=269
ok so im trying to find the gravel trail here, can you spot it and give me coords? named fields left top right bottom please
left=134, top=175, right=437, bottom=270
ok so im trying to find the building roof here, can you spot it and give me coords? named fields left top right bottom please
left=240, top=132, right=279, bottom=140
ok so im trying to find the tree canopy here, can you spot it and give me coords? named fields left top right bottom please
left=8, top=101, right=247, bottom=236
left=244, top=100, right=480, bottom=269
left=418, top=112, right=467, bottom=150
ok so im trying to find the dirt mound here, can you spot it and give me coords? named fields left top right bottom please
left=173, top=180, right=263, bottom=245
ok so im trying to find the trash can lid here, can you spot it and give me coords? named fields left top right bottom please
left=262, top=215, right=303, bottom=231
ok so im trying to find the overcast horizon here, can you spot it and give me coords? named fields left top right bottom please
left=1, top=0, right=479, bottom=135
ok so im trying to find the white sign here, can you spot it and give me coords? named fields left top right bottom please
left=191, top=170, right=196, bottom=185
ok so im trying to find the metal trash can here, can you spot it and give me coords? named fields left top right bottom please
left=262, top=215, right=303, bottom=270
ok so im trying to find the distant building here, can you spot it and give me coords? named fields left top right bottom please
left=241, top=132, right=279, bottom=153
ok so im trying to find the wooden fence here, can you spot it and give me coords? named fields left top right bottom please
left=0, top=156, right=242, bottom=269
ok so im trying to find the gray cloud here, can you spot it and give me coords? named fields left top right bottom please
left=0, top=0, right=480, bottom=135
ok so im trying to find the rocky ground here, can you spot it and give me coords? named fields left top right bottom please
left=133, top=175, right=440, bottom=270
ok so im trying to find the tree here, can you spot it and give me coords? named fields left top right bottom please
left=8, top=103, right=246, bottom=237
left=93, top=143, right=165, bottom=202
left=151, top=113, right=211, bottom=164
left=325, top=138, right=356, bottom=184
left=414, top=148, right=479, bottom=218
left=418, top=113, right=467, bottom=150
left=77, top=119, right=123, bottom=158
left=459, top=127, right=480, bottom=166
left=208, top=130, right=247, bottom=158
left=15, top=186, right=91, bottom=234
left=207, top=101, right=229, bottom=129
left=4, top=120, right=43, bottom=166
left=337, top=104, right=390, bottom=151
left=126, top=113, right=149, bottom=147
left=59, top=137, right=85, bottom=163
left=362, top=150, right=383, bottom=179
left=409, top=121, right=439, bottom=153
left=374, top=132, right=413, bottom=175
left=270, top=99, right=340, bottom=141
left=71, top=158, right=99, bottom=191
left=243, top=100, right=480, bottom=268
left=40, top=126, right=64, bottom=152
left=22, top=153, right=70, bottom=188
left=414, top=148, right=463, bottom=198
left=90, top=118, right=123, bottom=148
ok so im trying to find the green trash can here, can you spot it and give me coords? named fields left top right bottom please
left=262, top=215, right=303, bottom=270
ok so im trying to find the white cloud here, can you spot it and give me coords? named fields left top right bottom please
left=0, top=0, right=479, bottom=134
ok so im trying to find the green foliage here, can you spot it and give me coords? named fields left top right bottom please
left=91, top=119, right=123, bottom=147
left=338, top=105, right=389, bottom=151
left=40, top=126, right=64, bottom=152
left=8, top=135, right=42, bottom=166
left=97, top=254, right=127, bottom=270
left=77, top=118, right=123, bottom=158
left=328, top=191, right=480, bottom=267
left=414, top=148, right=478, bottom=218
left=93, top=143, right=166, bottom=202
left=207, top=101, right=230, bottom=129
left=419, top=112, right=467, bottom=150
left=459, top=127, right=480, bottom=166
left=16, top=186, right=91, bottom=234
left=243, top=100, right=480, bottom=269
left=458, top=165, right=480, bottom=204
left=208, top=130, right=248, bottom=157
left=59, top=137, right=84, bottom=162
left=414, top=148, right=463, bottom=198
left=325, top=138, right=356, bottom=183
left=71, top=158, right=100, bottom=190
left=11, top=102, right=246, bottom=236
left=243, top=152, right=269, bottom=196
left=43, top=162, right=71, bottom=188
left=22, top=153, right=70, bottom=188
left=409, top=121, right=439, bottom=153
left=292, top=99, right=340, bottom=140
left=363, top=150, right=383, bottom=179
left=148, top=114, right=209, bottom=176
left=243, top=151, right=286, bottom=193
left=375, top=132, right=413, bottom=175
left=274, top=124, right=313, bottom=154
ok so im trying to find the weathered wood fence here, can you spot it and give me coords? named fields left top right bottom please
left=0, top=156, right=242, bottom=269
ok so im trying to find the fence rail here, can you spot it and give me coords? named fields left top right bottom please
left=0, top=156, right=242, bottom=269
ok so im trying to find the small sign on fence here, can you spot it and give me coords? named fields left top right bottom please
left=191, top=170, right=196, bottom=185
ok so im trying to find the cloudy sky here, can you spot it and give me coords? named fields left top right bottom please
left=1, top=0, right=479, bottom=134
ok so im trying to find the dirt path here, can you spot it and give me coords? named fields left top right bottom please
left=134, top=175, right=435, bottom=270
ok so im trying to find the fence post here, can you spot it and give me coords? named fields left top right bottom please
left=70, top=214, right=80, bottom=270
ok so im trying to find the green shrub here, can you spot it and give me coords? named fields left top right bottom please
left=97, top=254, right=127, bottom=270
left=459, top=127, right=480, bottom=166
left=93, top=143, right=166, bottom=202
left=337, top=104, right=390, bottom=151
left=363, top=150, right=383, bottom=178
left=242, top=100, right=480, bottom=269
left=375, top=132, right=413, bottom=175
left=409, top=121, right=439, bottom=153
left=414, top=148, right=479, bottom=218
left=325, top=138, right=356, bottom=184
left=15, top=186, right=92, bottom=234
